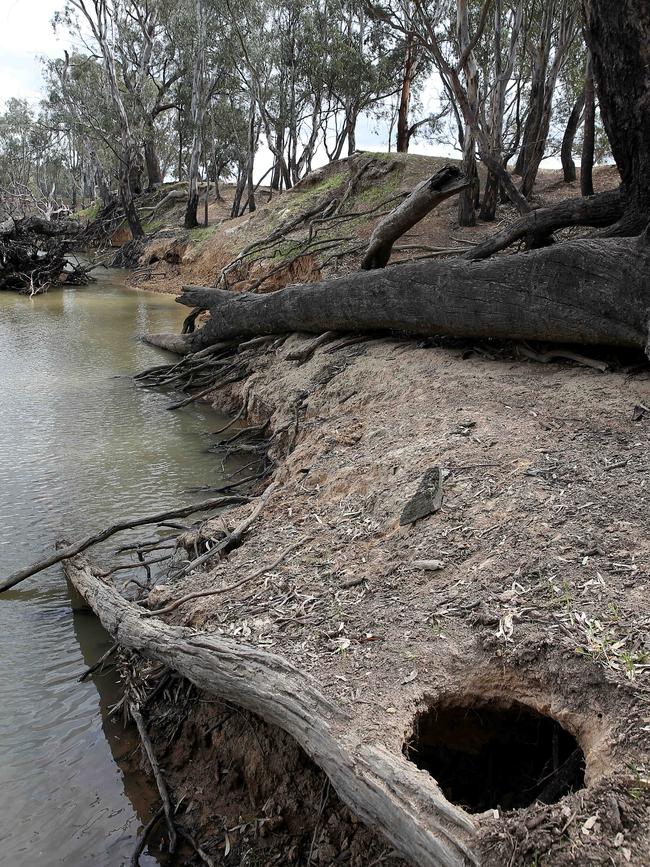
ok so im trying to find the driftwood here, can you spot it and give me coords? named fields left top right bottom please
left=164, top=234, right=650, bottom=354
left=360, top=166, right=469, bottom=269
left=0, top=495, right=248, bottom=594
left=0, top=214, right=90, bottom=294
left=63, top=556, right=478, bottom=867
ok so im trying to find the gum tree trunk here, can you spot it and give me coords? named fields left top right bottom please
left=561, top=88, right=586, bottom=182
left=583, top=0, right=650, bottom=231
left=580, top=53, right=595, bottom=197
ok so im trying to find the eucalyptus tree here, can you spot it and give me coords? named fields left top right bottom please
left=44, top=51, right=118, bottom=207
left=112, top=0, right=187, bottom=188
left=513, top=0, right=580, bottom=195
left=370, top=0, right=532, bottom=224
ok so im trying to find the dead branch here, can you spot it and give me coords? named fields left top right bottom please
left=360, top=166, right=469, bottom=269
left=0, top=495, right=248, bottom=593
left=175, top=481, right=279, bottom=578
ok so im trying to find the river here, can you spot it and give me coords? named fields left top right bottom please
left=0, top=270, right=238, bottom=866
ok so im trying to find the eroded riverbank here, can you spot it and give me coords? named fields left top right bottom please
left=85, top=331, right=650, bottom=866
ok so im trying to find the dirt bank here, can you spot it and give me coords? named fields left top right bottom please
left=135, top=333, right=650, bottom=866
left=119, top=155, right=621, bottom=299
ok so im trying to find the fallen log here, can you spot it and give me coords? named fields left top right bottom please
left=171, top=234, right=650, bottom=353
left=465, top=189, right=624, bottom=261
left=360, top=165, right=469, bottom=269
left=63, top=555, right=478, bottom=867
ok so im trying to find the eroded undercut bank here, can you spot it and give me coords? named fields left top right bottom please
left=404, top=696, right=586, bottom=814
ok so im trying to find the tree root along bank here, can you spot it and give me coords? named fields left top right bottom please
left=63, top=556, right=478, bottom=867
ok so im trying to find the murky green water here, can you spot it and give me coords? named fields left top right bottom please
left=0, top=271, right=236, bottom=865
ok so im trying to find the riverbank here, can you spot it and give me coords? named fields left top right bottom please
left=70, top=329, right=650, bottom=866
left=59, top=155, right=650, bottom=865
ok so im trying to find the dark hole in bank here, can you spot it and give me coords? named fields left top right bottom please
left=403, top=699, right=586, bottom=813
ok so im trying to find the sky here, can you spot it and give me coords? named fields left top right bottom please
left=0, top=0, right=64, bottom=104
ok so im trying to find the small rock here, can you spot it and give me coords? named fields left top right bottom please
left=413, top=559, right=445, bottom=571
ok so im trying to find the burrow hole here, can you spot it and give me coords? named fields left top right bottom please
left=403, top=697, right=586, bottom=813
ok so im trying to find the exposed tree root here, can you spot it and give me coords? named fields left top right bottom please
left=465, top=189, right=624, bottom=261
left=130, top=701, right=177, bottom=853
left=62, top=555, right=479, bottom=867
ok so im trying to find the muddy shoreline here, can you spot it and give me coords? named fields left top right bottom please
left=90, top=329, right=650, bottom=866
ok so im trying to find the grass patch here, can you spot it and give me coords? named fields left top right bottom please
left=188, top=224, right=219, bottom=243
left=75, top=200, right=101, bottom=219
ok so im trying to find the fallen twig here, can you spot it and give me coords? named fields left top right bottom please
left=144, top=534, right=311, bottom=617
left=130, top=702, right=177, bottom=853
left=0, top=495, right=248, bottom=593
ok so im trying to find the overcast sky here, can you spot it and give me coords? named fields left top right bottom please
left=0, top=0, right=65, bottom=103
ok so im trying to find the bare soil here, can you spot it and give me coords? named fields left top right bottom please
left=117, top=155, right=650, bottom=866
left=143, top=333, right=650, bottom=866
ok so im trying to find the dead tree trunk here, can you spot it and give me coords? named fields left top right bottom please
left=561, top=88, right=586, bottom=182
left=170, top=233, right=650, bottom=352
left=63, top=556, right=477, bottom=867
left=361, top=166, right=469, bottom=269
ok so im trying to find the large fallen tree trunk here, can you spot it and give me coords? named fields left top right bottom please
left=360, top=166, right=469, bottom=269
left=164, top=234, right=650, bottom=353
left=63, top=555, right=477, bottom=867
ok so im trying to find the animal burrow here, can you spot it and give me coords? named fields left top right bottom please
left=403, top=696, right=586, bottom=813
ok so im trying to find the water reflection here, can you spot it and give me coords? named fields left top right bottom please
left=0, top=272, right=238, bottom=865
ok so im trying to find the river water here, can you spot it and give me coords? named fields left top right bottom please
left=0, top=271, right=236, bottom=865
